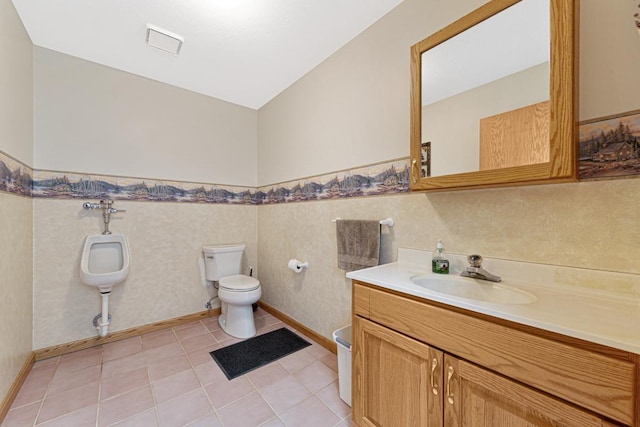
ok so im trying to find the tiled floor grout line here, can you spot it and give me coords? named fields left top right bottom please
left=32, top=356, right=60, bottom=427
left=30, top=398, right=45, bottom=427
left=104, top=335, right=151, bottom=427
left=96, top=362, right=103, bottom=427
left=151, top=327, right=184, bottom=427
left=147, top=345, right=161, bottom=427
left=180, top=320, right=223, bottom=427
left=141, top=337, right=156, bottom=427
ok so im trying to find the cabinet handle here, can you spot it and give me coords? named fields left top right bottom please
left=411, top=158, right=419, bottom=184
left=430, top=358, right=439, bottom=395
left=446, top=365, right=454, bottom=404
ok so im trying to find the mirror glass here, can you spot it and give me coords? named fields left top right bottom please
left=420, top=0, right=550, bottom=178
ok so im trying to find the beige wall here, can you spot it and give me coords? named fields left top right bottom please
left=580, top=0, right=640, bottom=120
left=256, top=0, right=640, bottom=340
left=257, top=0, right=487, bottom=186
left=33, top=199, right=257, bottom=349
left=34, top=47, right=258, bottom=187
left=30, top=47, right=261, bottom=348
left=0, top=0, right=33, bottom=164
left=0, top=0, right=33, bottom=404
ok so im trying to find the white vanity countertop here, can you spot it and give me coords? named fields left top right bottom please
left=347, top=250, right=640, bottom=355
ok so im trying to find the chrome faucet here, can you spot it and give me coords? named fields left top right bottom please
left=460, top=255, right=501, bottom=282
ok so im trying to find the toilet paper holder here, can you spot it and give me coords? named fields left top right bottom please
left=288, top=259, right=309, bottom=273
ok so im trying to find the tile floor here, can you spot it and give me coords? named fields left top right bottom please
left=2, top=309, right=352, bottom=427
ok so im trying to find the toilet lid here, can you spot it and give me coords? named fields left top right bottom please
left=219, top=274, right=260, bottom=291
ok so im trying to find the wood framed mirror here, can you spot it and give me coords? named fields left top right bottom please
left=410, top=0, right=578, bottom=191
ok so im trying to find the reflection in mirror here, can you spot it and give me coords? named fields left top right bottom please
left=420, top=0, right=549, bottom=178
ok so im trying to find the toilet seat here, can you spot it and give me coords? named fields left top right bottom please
left=219, top=274, right=260, bottom=292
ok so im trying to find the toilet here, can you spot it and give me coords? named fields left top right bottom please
left=202, top=244, right=261, bottom=339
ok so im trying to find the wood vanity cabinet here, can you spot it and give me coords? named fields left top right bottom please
left=354, top=316, right=443, bottom=426
left=352, top=281, right=638, bottom=427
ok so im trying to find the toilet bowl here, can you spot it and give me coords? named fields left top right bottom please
left=202, top=244, right=261, bottom=339
left=218, top=274, right=261, bottom=338
left=80, top=233, right=130, bottom=293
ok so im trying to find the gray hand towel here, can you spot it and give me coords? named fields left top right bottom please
left=336, top=219, right=380, bottom=272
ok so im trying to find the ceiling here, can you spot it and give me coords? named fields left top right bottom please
left=12, top=0, right=404, bottom=110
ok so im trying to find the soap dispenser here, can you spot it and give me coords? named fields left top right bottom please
left=432, top=239, right=449, bottom=274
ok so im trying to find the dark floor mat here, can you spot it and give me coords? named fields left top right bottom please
left=210, top=327, right=311, bottom=380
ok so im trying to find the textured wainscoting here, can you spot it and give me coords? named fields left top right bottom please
left=257, top=179, right=640, bottom=342
left=32, top=199, right=258, bottom=349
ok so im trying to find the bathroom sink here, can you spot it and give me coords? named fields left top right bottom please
left=410, top=275, right=537, bottom=305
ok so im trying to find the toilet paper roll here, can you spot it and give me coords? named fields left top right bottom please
left=288, top=259, right=305, bottom=273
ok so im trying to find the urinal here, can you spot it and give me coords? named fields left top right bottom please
left=80, top=233, right=130, bottom=337
left=80, top=233, right=130, bottom=292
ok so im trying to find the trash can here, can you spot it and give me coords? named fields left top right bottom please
left=332, top=325, right=352, bottom=406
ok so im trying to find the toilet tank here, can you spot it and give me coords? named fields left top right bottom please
left=202, top=243, right=246, bottom=281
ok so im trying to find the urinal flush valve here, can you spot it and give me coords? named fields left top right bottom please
left=83, top=200, right=127, bottom=234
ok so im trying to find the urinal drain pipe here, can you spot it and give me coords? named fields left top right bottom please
left=93, top=313, right=112, bottom=329
left=93, top=291, right=112, bottom=337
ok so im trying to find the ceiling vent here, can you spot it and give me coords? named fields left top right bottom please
left=146, top=25, right=183, bottom=55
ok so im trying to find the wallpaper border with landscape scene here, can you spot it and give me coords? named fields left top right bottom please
left=0, top=156, right=411, bottom=204
left=0, top=150, right=33, bottom=197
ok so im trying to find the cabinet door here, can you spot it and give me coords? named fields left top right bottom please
left=353, top=317, right=443, bottom=427
left=444, top=355, right=616, bottom=427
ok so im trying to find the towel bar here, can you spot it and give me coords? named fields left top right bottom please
left=331, top=217, right=394, bottom=227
